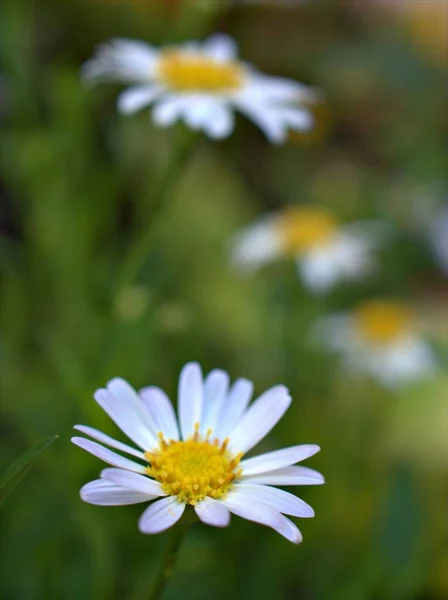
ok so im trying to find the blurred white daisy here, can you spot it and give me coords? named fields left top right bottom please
left=315, top=299, right=436, bottom=388
left=72, top=363, right=323, bottom=543
left=82, top=34, right=317, bottom=143
left=231, top=206, right=385, bottom=293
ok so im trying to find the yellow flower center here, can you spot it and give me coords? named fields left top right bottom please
left=276, top=207, right=339, bottom=253
left=156, top=51, right=244, bottom=92
left=355, top=300, right=415, bottom=344
left=145, top=427, right=242, bottom=505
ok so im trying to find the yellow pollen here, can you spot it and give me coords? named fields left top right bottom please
left=275, top=207, right=339, bottom=254
left=156, top=50, right=244, bottom=92
left=354, top=300, right=415, bottom=344
left=145, top=434, right=242, bottom=505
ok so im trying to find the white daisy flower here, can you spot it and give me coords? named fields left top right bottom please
left=82, top=34, right=317, bottom=143
left=72, top=363, right=324, bottom=543
left=231, top=206, right=385, bottom=293
left=315, top=299, right=436, bottom=388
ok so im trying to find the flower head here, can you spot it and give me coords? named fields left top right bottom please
left=82, top=34, right=317, bottom=143
left=72, top=363, right=323, bottom=543
left=315, top=299, right=436, bottom=388
left=231, top=206, right=386, bottom=293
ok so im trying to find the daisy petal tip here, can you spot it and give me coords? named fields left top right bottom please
left=291, top=531, right=303, bottom=545
left=183, top=361, right=202, bottom=372
left=313, top=473, right=325, bottom=485
left=308, top=444, right=321, bottom=457
left=278, top=518, right=303, bottom=544
left=107, top=376, right=129, bottom=389
left=93, top=388, right=107, bottom=402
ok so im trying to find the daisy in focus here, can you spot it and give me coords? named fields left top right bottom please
left=72, top=363, right=324, bottom=543
left=82, top=34, right=317, bottom=143
left=231, top=206, right=385, bottom=293
left=315, top=299, right=436, bottom=388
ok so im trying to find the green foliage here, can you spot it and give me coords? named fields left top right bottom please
left=0, top=435, right=58, bottom=506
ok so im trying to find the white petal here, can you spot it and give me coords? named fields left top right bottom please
left=117, top=84, right=162, bottom=114
left=95, top=378, right=158, bottom=450
left=240, top=444, right=320, bottom=476
left=361, top=338, right=436, bottom=388
left=73, top=425, right=146, bottom=460
left=214, top=378, right=254, bottom=440
left=230, top=218, right=283, bottom=272
left=80, top=479, right=154, bottom=506
left=138, top=496, right=186, bottom=534
left=277, top=106, right=313, bottom=132
left=203, top=104, right=234, bottom=139
left=233, top=483, right=314, bottom=518
left=244, top=73, right=317, bottom=104
left=139, top=386, right=180, bottom=441
left=82, top=39, right=158, bottom=84
left=298, top=254, right=339, bottom=293
left=71, top=437, right=146, bottom=473
left=221, top=490, right=283, bottom=529
left=243, top=465, right=325, bottom=486
left=178, top=362, right=204, bottom=440
left=201, top=369, right=230, bottom=435
left=235, top=101, right=287, bottom=144
left=100, top=468, right=166, bottom=497
left=299, top=233, right=375, bottom=293
left=202, top=34, right=238, bottom=61
left=152, top=96, right=187, bottom=126
left=194, top=497, right=230, bottom=527
left=228, top=385, right=291, bottom=454
left=222, top=490, right=300, bottom=542
left=275, top=515, right=303, bottom=544
left=181, top=96, right=215, bottom=130
left=180, top=96, right=234, bottom=139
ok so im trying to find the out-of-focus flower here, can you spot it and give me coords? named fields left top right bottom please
left=72, top=363, right=323, bottom=543
left=315, top=299, right=436, bottom=388
left=231, top=206, right=385, bottom=293
left=82, top=34, right=317, bottom=143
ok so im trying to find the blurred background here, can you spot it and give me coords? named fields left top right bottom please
left=0, top=1, right=447, bottom=599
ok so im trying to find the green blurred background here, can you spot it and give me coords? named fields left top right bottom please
left=0, top=1, right=446, bottom=599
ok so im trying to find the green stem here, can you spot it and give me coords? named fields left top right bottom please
left=116, top=130, right=197, bottom=293
left=147, top=518, right=190, bottom=600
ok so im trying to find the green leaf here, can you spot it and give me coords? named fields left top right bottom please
left=0, top=435, right=58, bottom=506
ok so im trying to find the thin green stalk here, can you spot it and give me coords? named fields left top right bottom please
left=116, top=131, right=197, bottom=293
left=146, top=517, right=191, bottom=600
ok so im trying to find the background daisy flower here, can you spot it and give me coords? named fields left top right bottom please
left=231, top=206, right=386, bottom=293
left=82, top=34, right=317, bottom=143
left=314, top=299, right=436, bottom=388
left=72, top=363, right=323, bottom=543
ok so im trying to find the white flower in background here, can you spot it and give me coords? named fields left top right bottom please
left=72, top=363, right=324, bottom=543
left=315, top=299, right=436, bottom=388
left=82, top=34, right=317, bottom=143
left=231, top=206, right=385, bottom=293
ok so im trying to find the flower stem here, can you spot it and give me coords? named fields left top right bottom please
left=147, top=517, right=191, bottom=600
left=116, top=130, right=197, bottom=293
